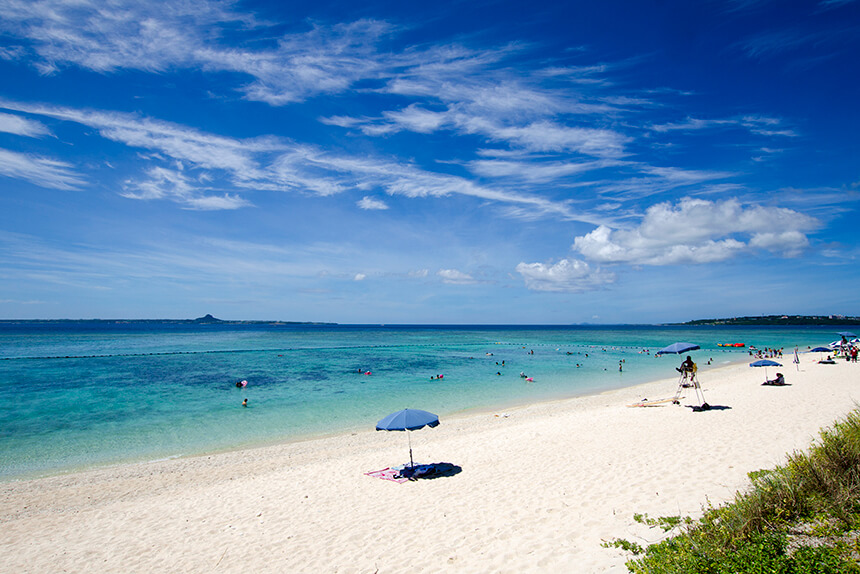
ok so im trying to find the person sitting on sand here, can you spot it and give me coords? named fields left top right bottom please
left=763, top=373, right=786, bottom=386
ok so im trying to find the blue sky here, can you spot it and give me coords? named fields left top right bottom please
left=0, top=0, right=858, bottom=324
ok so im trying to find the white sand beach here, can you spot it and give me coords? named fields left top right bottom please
left=2, top=358, right=859, bottom=573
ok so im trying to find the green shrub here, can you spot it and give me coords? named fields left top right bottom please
left=617, top=409, right=860, bottom=573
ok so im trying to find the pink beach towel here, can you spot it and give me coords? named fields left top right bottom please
left=364, top=467, right=409, bottom=483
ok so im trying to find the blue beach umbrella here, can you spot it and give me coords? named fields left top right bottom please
left=750, top=359, right=782, bottom=381
left=656, top=342, right=700, bottom=355
left=810, top=347, right=832, bottom=353
left=376, top=408, right=440, bottom=468
left=837, top=332, right=857, bottom=338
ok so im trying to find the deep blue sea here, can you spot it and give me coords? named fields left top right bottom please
left=0, top=322, right=851, bottom=481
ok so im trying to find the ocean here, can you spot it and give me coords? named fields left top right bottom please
left=0, top=322, right=849, bottom=481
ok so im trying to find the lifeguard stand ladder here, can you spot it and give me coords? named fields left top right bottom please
left=672, top=366, right=709, bottom=410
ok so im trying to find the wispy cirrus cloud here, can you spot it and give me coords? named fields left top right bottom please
left=0, top=112, right=50, bottom=137
left=0, top=1, right=398, bottom=104
left=819, top=0, right=858, bottom=8
left=0, top=100, right=585, bottom=218
left=651, top=115, right=797, bottom=138
left=0, top=0, right=253, bottom=74
left=122, top=166, right=251, bottom=210
left=467, top=158, right=619, bottom=183
left=437, top=268, right=477, bottom=285
left=737, top=24, right=859, bottom=66
left=0, top=1, right=802, bottom=209
left=0, top=148, right=84, bottom=190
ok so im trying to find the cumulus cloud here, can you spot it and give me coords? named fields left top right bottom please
left=516, top=259, right=616, bottom=292
left=572, top=197, right=818, bottom=264
left=437, top=269, right=476, bottom=284
left=354, top=273, right=366, bottom=281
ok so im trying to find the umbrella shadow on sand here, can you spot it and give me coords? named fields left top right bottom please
left=687, top=404, right=732, bottom=412
left=399, top=462, right=463, bottom=480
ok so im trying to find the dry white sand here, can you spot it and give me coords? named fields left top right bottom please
left=2, top=357, right=859, bottom=573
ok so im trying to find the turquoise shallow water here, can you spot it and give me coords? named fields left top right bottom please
left=0, top=322, right=850, bottom=480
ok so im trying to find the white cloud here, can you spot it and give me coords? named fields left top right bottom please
left=337, top=105, right=628, bottom=159
left=487, top=121, right=628, bottom=157
left=0, top=0, right=249, bottom=73
left=640, top=166, right=735, bottom=185
left=651, top=117, right=733, bottom=132
left=0, top=148, right=84, bottom=189
left=748, top=231, right=809, bottom=255
left=0, top=112, right=50, bottom=137
left=182, top=194, right=251, bottom=211
left=0, top=2, right=398, bottom=105
left=122, top=166, right=251, bottom=210
left=356, top=196, right=389, bottom=210
left=0, top=101, right=277, bottom=175
left=467, top=158, right=614, bottom=183
left=354, top=273, right=366, bottom=281
left=819, top=0, right=857, bottom=7
left=219, top=19, right=396, bottom=105
left=380, top=105, right=449, bottom=134
left=437, top=269, right=476, bottom=284
left=515, top=258, right=616, bottom=292
left=590, top=166, right=738, bottom=202
left=572, top=197, right=819, bottom=265
left=2, top=100, right=586, bottom=219
left=651, top=115, right=797, bottom=138
left=740, top=115, right=798, bottom=137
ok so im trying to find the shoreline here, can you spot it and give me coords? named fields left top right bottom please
left=2, top=351, right=753, bottom=484
left=3, top=356, right=857, bottom=573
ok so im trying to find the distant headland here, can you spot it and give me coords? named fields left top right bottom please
left=679, top=315, right=860, bottom=326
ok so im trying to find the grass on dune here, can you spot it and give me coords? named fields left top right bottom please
left=604, top=408, right=860, bottom=573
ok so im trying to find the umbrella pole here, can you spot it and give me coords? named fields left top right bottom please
left=407, top=430, right=414, bottom=468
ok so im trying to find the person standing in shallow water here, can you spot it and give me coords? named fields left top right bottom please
left=242, top=398, right=248, bottom=407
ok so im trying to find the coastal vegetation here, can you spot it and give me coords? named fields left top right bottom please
left=605, top=409, right=860, bottom=572
left=682, top=315, right=860, bottom=326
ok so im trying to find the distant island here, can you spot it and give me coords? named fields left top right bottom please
left=189, top=314, right=335, bottom=326
left=680, top=315, right=860, bottom=326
